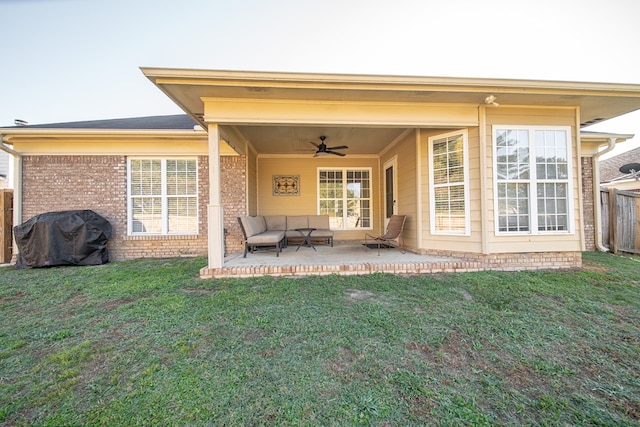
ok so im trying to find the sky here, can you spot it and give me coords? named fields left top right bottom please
left=1, top=0, right=640, bottom=158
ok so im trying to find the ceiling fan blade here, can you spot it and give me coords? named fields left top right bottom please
left=326, top=150, right=346, bottom=157
left=308, top=141, right=320, bottom=148
left=327, top=145, right=348, bottom=150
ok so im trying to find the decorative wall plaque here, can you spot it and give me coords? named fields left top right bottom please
left=273, top=175, right=300, bottom=196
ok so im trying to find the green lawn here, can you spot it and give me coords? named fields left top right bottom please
left=1, top=252, right=639, bottom=426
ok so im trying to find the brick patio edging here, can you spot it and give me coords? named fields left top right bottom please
left=199, top=250, right=582, bottom=279
left=200, top=261, right=483, bottom=278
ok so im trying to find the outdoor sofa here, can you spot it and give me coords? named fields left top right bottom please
left=238, top=215, right=334, bottom=257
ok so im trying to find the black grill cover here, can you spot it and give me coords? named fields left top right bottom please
left=14, top=210, right=112, bottom=269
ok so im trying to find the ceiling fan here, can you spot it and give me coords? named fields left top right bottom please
left=309, top=136, right=348, bottom=157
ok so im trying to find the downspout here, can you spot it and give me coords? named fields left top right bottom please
left=592, top=137, right=616, bottom=252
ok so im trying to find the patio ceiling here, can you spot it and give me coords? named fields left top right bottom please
left=229, top=125, right=411, bottom=156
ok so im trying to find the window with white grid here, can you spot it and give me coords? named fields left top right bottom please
left=128, top=158, right=198, bottom=235
left=318, top=168, right=371, bottom=230
left=493, top=126, right=572, bottom=234
left=535, top=130, right=570, bottom=231
left=429, top=131, right=469, bottom=234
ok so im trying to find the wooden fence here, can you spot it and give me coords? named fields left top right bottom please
left=0, top=189, right=12, bottom=263
left=601, top=188, right=640, bottom=254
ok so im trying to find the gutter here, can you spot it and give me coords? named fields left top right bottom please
left=0, top=136, right=22, bottom=257
left=592, top=137, right=617, bottom=252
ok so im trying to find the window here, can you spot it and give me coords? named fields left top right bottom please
left=493, top=126, right=572, bottom=234
left=128, top=158, right=198, bottom=235
left=318, top=168, right=371, bottom=230
left=429, top=131, right=469, bottom=235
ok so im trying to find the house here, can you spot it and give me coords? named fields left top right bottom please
left=2, top=68, right=640, bottom=277
left=599, top=146, right=640, bottom=192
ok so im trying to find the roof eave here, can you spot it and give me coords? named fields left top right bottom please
left=141, top=67, right=640, bottom=130
left=140, top=67, right=640, bottom=94
left=1, top=128, right=207, bottom=144
left=580, top=131, right=634, bottom=142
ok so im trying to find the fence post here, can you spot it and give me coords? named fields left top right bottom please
left=0, top=189, right=13, bottom=263
left=636, top=193, right=640, bottom=252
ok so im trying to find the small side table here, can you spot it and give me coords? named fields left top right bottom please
left=294, top=228, right=317, bottom=251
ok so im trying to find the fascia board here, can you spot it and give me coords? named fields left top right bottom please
left=141, top=67, right=640, bottom=96
left=0, top=129, right=207, bottom=143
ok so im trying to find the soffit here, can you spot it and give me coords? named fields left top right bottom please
left=233, top=125, right=411, bottom=156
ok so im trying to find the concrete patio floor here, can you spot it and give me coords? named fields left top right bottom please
left=200, top=242, right=484, bottom=278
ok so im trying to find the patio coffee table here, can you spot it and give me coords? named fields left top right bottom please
left=294, top=228, right=317, bottom=251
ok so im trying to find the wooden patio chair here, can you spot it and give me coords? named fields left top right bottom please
left=364, top=214, right=407, bottom=255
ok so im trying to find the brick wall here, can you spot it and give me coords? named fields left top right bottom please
left=421, top=249, right=582, bottom=270
left=22, top=155, right=128, bottom=233
left=581, top=156, right=596, bottom=251
left=21, top=155, right=247, bottom=261
left=221, top=155, right=246, bottom=254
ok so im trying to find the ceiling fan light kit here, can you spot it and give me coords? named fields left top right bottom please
left=309, top=135, right=349, bottom=157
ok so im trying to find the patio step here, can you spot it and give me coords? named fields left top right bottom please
left=200, top=260, right=484, bottom=279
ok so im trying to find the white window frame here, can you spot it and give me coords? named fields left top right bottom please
left=127, top=157, right=199, bottom=236
left=492, top=125, right=574, bottom=236
left=428, top=130, right=470, bottom=235
left=317, top=167, right=373, bottom=230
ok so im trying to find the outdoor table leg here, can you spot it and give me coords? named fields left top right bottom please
left=295, top=228, right=317, bottom=251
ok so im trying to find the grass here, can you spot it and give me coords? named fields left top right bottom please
left=0, top=252, right=639, bottom=426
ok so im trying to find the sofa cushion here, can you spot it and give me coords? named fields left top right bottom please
left=264, top=215, right=287, bottom=231
left=246, top=230, right=285, bottom=244
left=308, top=229, right=332, bottom=238
left=240, top=216, right=266, bottom=237
left=286, top=215, right=308, bottom=230
left=308, top=215, right=330, bottom=230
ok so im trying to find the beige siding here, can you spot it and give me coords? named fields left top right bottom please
left=484, top=107, right=576, bottom=127
left=484, top=106, right=582, bottom=253
left=468, top=127, right=482, bottom=249
left=10, top=135, right=237, bottom=156
left=380, top=130, right=418, bottom=250
left=419, top=128, right=483, bottom=253
left=256, top=156, right=379, bottom=241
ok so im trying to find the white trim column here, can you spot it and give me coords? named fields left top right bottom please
left=207, top=123, right=224, bottom=268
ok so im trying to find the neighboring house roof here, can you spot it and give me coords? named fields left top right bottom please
left=600, top=146, right=640, bottom=183
left=3, top=114, right=197, bottom=130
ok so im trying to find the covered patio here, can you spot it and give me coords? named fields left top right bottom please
left=139, top=68, right=640, bottom=278
left=202, top=242, right=481, bottom=279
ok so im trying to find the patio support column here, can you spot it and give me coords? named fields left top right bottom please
left=478, top=105, right=490, bottom=254
left=207, top=123, right=224, bottom=269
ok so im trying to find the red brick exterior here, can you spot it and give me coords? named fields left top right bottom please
left=581, top=156, right=596, bottom=251
left=201, top=250, right=583, bottom=279
left=21, top=155, right=246, bottom=261
left=220, top=155, right=246, bottom=255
